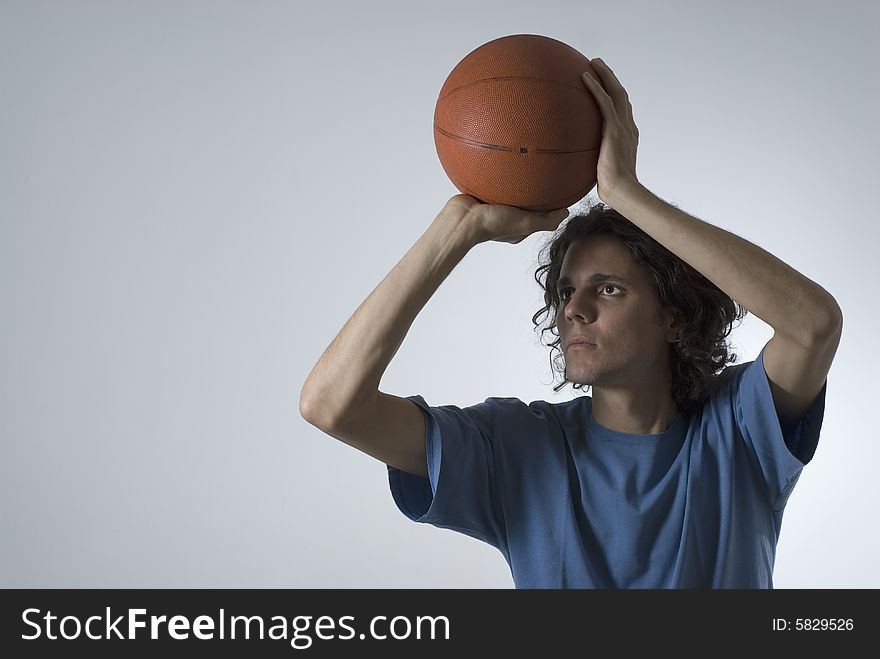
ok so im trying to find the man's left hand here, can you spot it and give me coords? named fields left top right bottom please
left=581, top=58, right=642, bottom=204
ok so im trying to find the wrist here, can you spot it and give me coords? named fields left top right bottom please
left=437, top=202, right=483, bottom=249
left=433, top=205, right=482, bottom=252
left=604, top=179, right=650, bottom=208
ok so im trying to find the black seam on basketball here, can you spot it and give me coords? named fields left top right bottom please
left=437, top=76, right=591, bottom=101
left=533, top=147, right=595, bottom=154
left=435, top=124, right=598, bottom=155
left=435, top=124, right=513, bottom=152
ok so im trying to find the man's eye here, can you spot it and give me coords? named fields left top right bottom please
left=558, top=285, right=622, bottom=300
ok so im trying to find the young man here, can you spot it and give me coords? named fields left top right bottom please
left=300, top=59, right=842, bottom=587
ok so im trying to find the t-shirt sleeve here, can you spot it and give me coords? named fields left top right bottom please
left=731, top=343, right=827, bottom=512
left=386, top=394, right=508, bottom=556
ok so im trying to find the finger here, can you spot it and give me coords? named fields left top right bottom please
left=591, top=58, right=637, bottom=132
left=514, top=208, right=567, bottom=237
left=542, top=208, right=570, bottom=231
left=581, top=69, right=615, bottom=119
left=590, top=58, right=627, bottom=100
left=542, top=207, right=570, bottom=223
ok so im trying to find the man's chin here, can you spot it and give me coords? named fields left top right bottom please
left=565, top=370, right=599, bottom=387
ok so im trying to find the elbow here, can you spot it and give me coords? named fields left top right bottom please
left=808, top=298, right=844, bottom=343
left=300, top=388, right=348, bottom=431
left=299, top=389, right=324, bottom=427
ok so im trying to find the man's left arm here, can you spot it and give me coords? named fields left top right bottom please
left=608, top=182, right=843, bottom=429
left=581, top=57, right=843, bottom=428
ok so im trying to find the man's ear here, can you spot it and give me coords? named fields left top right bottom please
left=664, top=307, right=687, bottom=343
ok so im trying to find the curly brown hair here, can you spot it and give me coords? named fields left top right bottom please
left=531, top=198, right=748, bottom=415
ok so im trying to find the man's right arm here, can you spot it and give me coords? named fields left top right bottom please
left=299, top=201, right=479, bottom=479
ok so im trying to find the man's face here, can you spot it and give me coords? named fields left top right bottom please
left=555, top=235, right=676, bottom=389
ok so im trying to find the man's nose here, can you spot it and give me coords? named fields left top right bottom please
left=563, top=291, right=597, bottom=321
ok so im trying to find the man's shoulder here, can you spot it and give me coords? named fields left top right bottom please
left=710, top=358, right=757, bottom=396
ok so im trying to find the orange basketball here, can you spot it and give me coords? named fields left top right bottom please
left=434, top=34, right=602, bottom=212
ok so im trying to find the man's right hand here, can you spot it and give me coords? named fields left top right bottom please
left=444, top=194, right=570, bottom=246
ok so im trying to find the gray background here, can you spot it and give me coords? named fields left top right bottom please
left=2, top=0, right=877, bottom=587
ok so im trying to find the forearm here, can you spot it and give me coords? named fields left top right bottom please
left=607, top=182, right=842, bottom=346
left=300, top=206, right=476, bottom=427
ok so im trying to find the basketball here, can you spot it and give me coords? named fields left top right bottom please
left=434, top=34, right=602, bottom=213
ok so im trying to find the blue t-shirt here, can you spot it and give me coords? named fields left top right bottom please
left=386, top=345, right=827, bottom=588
